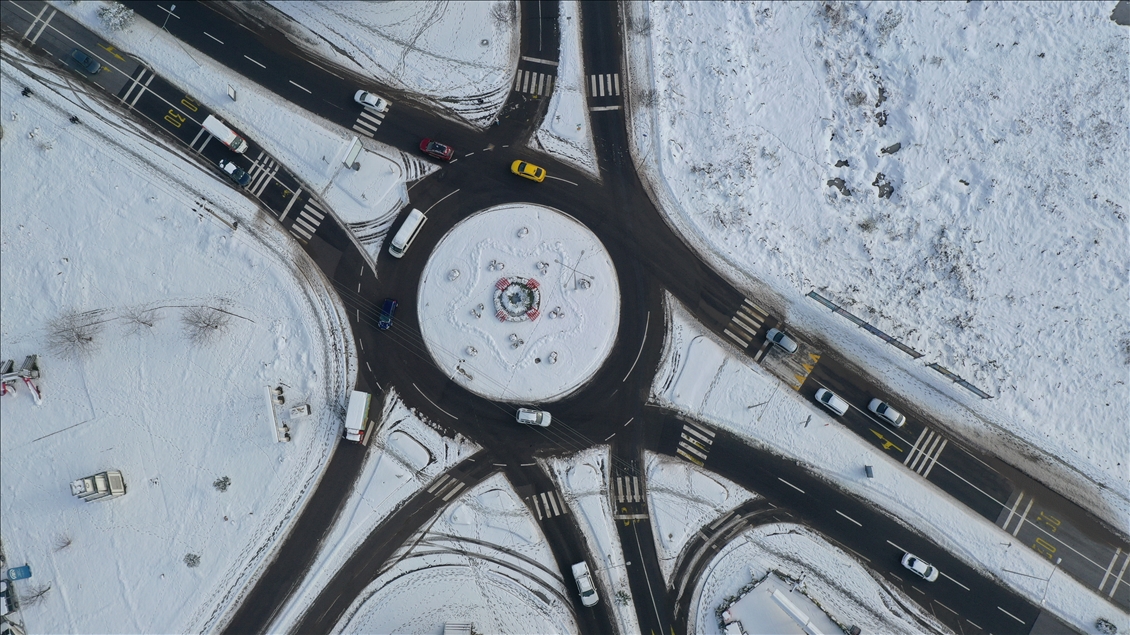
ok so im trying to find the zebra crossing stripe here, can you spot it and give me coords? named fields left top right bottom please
left=676, top=448, right=704, bottom=466
left=678, top=438, right=708, bottom=460
left=683, top=422, right=715, bottom=442
left=733, top=310, right=762, bottom=331
left=905, top=428, right=929, bottom=465
left=725, top=329, right=750, bottom=348
left=730, top=316, right=758, bottom=337
left=915, top=433, right=943, bottom=473
left=909, top=431, right=935, bottom=472
left=920, top=439, right=947, bottom=477
left=427, top=474, right=450, bottom=494
left=303, top=202, right=325, bottom=220
left=278, top=188, right=303, bottom=221
left=442, top=480, right=466, bottom=501
left=290, top=225, right=312, bottom=241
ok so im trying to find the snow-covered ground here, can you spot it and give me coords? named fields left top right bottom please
left=56, top=0, right=416, bottom=268
left=542, top=447, right=640, bottom=635
left=643, top=451, right=756, bottom=583
left=418, top=203, right=619, bottom=403
left=625, top=0, right=1129, bottom=525
left=268, top=390, right=479, bottom=633
left=652, top=291, right=1124, bottom=634
left=330, top=472, right=577, bottom=634
left=0, top=45, right=352, bottom=635
left=265, top=1, right=519, bottom=128
left=690, top=523, right=945, bottom=635
left=531, top=0, right=599, bottom=176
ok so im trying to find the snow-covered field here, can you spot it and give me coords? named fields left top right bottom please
left=652, top=291, right=1121, bottom=634
left=690, top=523, right=945, bottom=635
left=626, top=0, right=1129, bottom=523
left=330, top=472, right=577, bottom=634
left=265, top=1, right=519, bottom=128
left=0, top=46, right=352, bottom=634
left=417, top=203, right=619, bottom=403
left=269, top=390, right=480, bottom=633
left=643, top=452, right=755, bottom=583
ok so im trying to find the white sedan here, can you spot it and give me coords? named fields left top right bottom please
left=354, top=90, right=389, bottom=112
left=516, top=408, right=551, bottom=427
left=901, top=552, right=939, bottom=582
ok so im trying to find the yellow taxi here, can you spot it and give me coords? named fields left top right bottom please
left=510, top=160, right=547, bottom=182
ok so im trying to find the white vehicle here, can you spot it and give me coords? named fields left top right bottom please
left=354, top=90, right=389, bottom=112
left=201, top=115, right=248, bottom=154
left=343, top=391, right=372, bottom=444
left=868, top=398, right=907, bottom=428
left=901, top=552, right=939, bottom=582
left=571, top=562, right=600, bottom=607
left=388, top=209, right=427, bottom=258
left=516, top=408, right=551, bottom=427
left=814, top=388, right=849, bottom=416
left=765, top=327, right=798, bottom=354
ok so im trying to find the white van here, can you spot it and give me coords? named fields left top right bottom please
left=202, top=115, right=248, bottom=154
left=388, top=209, right=427, bottom=258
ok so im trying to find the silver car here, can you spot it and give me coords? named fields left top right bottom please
left=815, top=388, right=849, bottom=416
left=765, top=327, right=798, bottom=354
left=516, top=408, right=551, bottom=427
left=868, top=398, right=907, bottom=427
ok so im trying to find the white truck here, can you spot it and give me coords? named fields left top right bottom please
left=202, top=114, right=248, bottom=154
left=343, top=391, right=373, bottom=444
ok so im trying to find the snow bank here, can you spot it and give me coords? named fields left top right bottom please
left=269, top=390, right=480, bottom=633
left=0, top=45, right=352, bottom=635
left=331, top=473, right=576, bottom=634
left=644, top=452, right=756, bottom=583
left=625, top=0, right=1129, bottom=524
left=265, top=1, right=519, bottom=128
left=652, top=291, right=1121, bottom=634
left=542, top=447, right=640, bottom=635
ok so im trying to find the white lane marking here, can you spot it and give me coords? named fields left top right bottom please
left=520, top=55, right=558, bottom=66
left=425, top=188, right=460, bottom=214
left=412, top=382, right=457, bottom=420
left=1109, top=551, right=1129, bottom=598
left=777, top=478, right=805, bottom=494
left=886, top=540, right=906, bottom=553
left=996, top=606, right=1026, bottom=625
left=1011, top=496, right=1034, bottom=536
left=935, top=601, right=958, bottom=614
left=622, top=311, right=650, bottom=382
left=1002, top=491, right=1024, bottom=531
left=546, top=175, right=578, bottom=186
left=835, top=510, right=862, bottom=527
left=203, top=31, right=223, bottom=44
left=289, top=80, right=311, bottom=94
left=939, top=571, right=970, bottom=591
left=1099, top=548, right=1121, bottom=592
left=243, top=55, right=266, bottom=68
left=965, top=619, right=982, bottom=630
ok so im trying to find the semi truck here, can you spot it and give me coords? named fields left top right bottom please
left=202, top=114, right=248, bottom=154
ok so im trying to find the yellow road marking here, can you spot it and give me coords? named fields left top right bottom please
left=870, top=429, right=904, bottom=453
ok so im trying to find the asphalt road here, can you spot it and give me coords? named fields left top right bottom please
left=4, top=0, right=1126, bottom=633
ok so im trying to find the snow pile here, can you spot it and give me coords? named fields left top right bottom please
left=265, top=1, right=519, bottom=127
left=652, top=291, right=1119, bottom=633
left=690, top=523, right=944, bottom=635
left=643, top=452, right=756, bottom=583
left=57, top=1, right=412, bottom=268
left=331, top=473, right=576, bottom=634
left=627, top=1, right=1128, bottom=517
left=0, top=47, right=352, bottom=635
left=532, top=0, right=598, bottom=176
left=418, top=204, right=619, bottom=403
left=542, top=447, right=640, bottom=635
left=269, top=390, right=480, bottom=633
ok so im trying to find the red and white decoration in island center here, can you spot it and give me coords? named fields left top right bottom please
left=494, top=276, right=541, bottom=322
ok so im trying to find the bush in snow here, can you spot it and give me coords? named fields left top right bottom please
left=21, top=583, right=52, bottom=607
left=213, top=476, right=231, bottom=492
left=98, top=2, right=135, bottom=31
left=1096, top=618, right=1117, bottom=635
left=47, top=309, right=107, bottom=358
left=181, top=306, right=232, bottom=345
left=489, top=2, right=516, bottom=26
left=54, top=534, right=73, bottom=552
left=184, top=553, right=201, bottom=568
left=122, top=304, right=162, bottom=335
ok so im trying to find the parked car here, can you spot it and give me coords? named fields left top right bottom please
left=571, top=562, right=600, bottom=607
left=814, top=388, right=849, bottom=416
left=510, top=160, right=546, bottom=182
left=71, top=48, right=101, bottom=75
left=354, top=90, right=389, bottom=112
left=419, top=139, right=454, bottom=161
left=765, top=327, right=798, bottom=354
left=868, top=398, right=907, bottom=427
left=516, top=408, right=551, bottom=427
left=218, top=159, right=251, bottom=187
left=378, top=298, right=398, bottom=330
left=901, top=552, right=939, bottom=582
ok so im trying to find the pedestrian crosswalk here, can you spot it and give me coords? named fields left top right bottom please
left=246, top=153, right=279, bottom=198
left=903, top=427, right=948, bottom=477
left=426, top=474, right=467, bottom=502
left=676, top=420, right=715, bottom=466
left=723, top=298, right=768, bottom=351
left=528, top=490, right=568, bottom=520
left=514, top=69, right=555, bottom=97
left=352, top=106, right=388, bottom=138
left=289, top=198, right=326, bottom=244
left=589, top=73, right=621, bottom=97
left=613, top=476, right=642, bottom=504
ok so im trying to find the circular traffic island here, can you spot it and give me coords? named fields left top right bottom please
left=417, top=203, right=619, bottom=403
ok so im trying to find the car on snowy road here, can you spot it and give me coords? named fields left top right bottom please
left=354, top=90, right=389, bottom=113
left=814, top=388, right=849, bottom=416
left=765, top=327, right=798, bottom=354
left=218, top=159, right=251, bottom=187
left=419, top=139, right=454, bottom=161
left=901, top=552, right=939, bottom=582
left=70, top=48, right=101, bottom=75
left=516, top=408, right=551, bottom=427
left=571, top=561, right=600, bottom=607
left=378, top=298, right=397, bottom=330
left=511, top=160, right=546, bottom=182
left=868, top=398, right=907, bottom=428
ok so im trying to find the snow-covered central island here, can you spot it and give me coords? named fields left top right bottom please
left=417, top=204, right=620, bottom=403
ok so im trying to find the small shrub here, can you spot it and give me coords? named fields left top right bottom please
left=98, top=2, right=135, bottom=31
left=213, top=476, right=231, bottom=492
left=184, top=553, right=201, bottom=568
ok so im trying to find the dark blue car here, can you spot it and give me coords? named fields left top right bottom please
left=71, top=49, right=101, bottom=75
left=378, top=298, right=397, bottom=330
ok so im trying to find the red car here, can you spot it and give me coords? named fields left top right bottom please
left=419, top=138, right=454, bottom=161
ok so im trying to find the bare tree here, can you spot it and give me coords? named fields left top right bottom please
left=181, top=306, right=231, bottom=345
left=122, top=304, right=162, bottom=335
left=489, top=1, right=516, bottom=26
left=47, top=310, right=107, bottom=358
left=21, top=583, right=52, bottom=607
left=54, top=534, right=73, bottom=552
